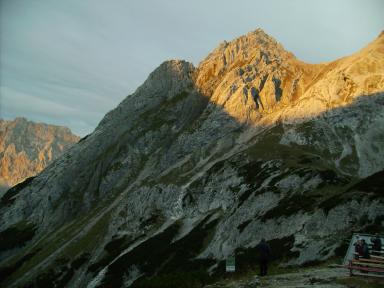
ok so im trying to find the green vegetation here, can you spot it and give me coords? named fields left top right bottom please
left=100, top=213, right=220, bottom=287
left=318, top=190, right=357, bottom=214
left=132, top=270, right=212, bottom=288
left=237, top=219, right=252, bottom=233
left=63, top=211, right=112, bottom=259
left=16, top=211, right=109, bottom=287
left=0, top=250, right=40, bottom=282
left=136, top=90, right=191, bottom=134
left=0, top=176, right=35, bottom=207
left=152, top=158, right=198, bottom=186
left=109, top=160, right=123, bottom=172
left=167, top=90, right=189, bottom=105
left=0, top=220, right=36, bottom=251
left=1, top=203, right=112, bottom=286
left=24, top=253, right=90, bottom=288
left=100, top=221, right=182, bottom=287
left=260, top=192, right=322, bottom=221
left=88, top=232, right=146, bottom=273
left=348, top=169, right=384, bottom=198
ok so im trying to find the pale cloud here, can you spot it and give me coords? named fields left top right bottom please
left=1, top=0, right=383, bottom=136
left=1, top=86, right=102, bottom=135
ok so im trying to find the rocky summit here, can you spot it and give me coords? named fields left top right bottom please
left=0, top=118, right=79, bottom=194
left=0, top=29, right=383, bottom=288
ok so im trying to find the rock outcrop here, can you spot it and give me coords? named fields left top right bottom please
left=0, top=118, right=79, bottom=192
left=0, top=29, right=383, bottom=288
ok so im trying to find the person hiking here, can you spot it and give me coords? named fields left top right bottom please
left=371, top=234, right=382, bottom=256
left=257, top=238, right=271, bottom=276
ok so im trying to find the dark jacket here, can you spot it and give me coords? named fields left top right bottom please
left=257, top=240, right=271, bottom=261
left=354, top=242, right=363, bottom=256
left=362, top=242, right=370, bottom=259
left=371, top=237, right=382, bottom=252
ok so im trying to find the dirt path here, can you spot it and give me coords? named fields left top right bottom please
left=205, top=266, right=381, bottom=288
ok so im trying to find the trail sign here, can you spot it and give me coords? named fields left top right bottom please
left=226, top=256, right=236, bottom=272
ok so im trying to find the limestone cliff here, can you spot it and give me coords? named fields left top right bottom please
left=0, top=118, right=79, bottom=191
left=0, top=30, right=383, bottom=288
left=197, top=29, right=384, bottom=123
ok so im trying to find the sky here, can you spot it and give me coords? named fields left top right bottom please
left=1, top=0, right=383, bottom=136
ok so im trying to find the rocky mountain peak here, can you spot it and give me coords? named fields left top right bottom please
left=145, top=59, right=195, bottom=87
left=97, top=59, right=196, bottom=131
left=158, top=59, right=194, bottom=73
left=142, top=59, right=196, bottom=101
left=194, top=29, right=325, bottom=126
left=214, top=28, right=284, bottom=56
left=1, top=30, right=383, bottom=288
left=195, top=29, right=291, bottom=95
left=195, top=29, right=384, bottom=126
left=0, top=118, right=79, bottom=190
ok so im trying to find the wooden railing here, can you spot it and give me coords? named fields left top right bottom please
left=347, top=252, right=384, bottom=277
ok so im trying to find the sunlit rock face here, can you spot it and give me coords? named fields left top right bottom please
left=196, top=29, right=384, bottom=124
left=0, top=118, right=79, bottom=191
left=196, top=29, right=323, bottom=120
left=1, top=30, right=383, bottom=288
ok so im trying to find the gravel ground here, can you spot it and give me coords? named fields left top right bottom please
left=205, top=267, right=356, bottom=288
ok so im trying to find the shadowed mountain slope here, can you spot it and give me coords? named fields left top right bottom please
left=0, top=29, right=383, bottom=288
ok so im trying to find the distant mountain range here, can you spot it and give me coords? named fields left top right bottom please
left=0, top=29, right=383, bottom=287
left=0, top=117, right=79, bottom=193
